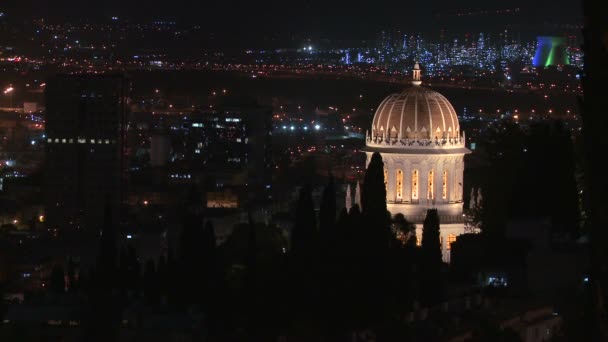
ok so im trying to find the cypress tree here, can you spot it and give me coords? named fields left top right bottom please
left=143, top=259, right=157, bottom=304
left=289, top=185, right=320, bottom=334
left=420, top=209, right=443, bottom=306
left=156, top=254, right=169, bottom=305
left=550, top=122, right=580, bottom=237
left=203, top=220, right=226, bottom=326
left=290, top=185, right=317, bottom=257
left=362, top=153, right=388, bottom=228
left=85, top=197, right=121, bottom=342
left=318, top=177, right=338, bottom=336
left=580, top=1, right=608, bottom=338
left=245, top=212, right=259, bottom=340
left=97, top=197, right=117, bottom=292
left=361, top=152, right=391, bottom=261
left=49, top=265, right=66, bottom=294
left=178, top=186, right=205, bottom=305
left=358, top=152, right=392, bottom=326
left=319, top=177, right=337, bottom=241
left=66, top=257, right=78, bottom=293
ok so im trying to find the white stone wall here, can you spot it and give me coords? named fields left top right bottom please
left=365, top=151, right=466, bottom=221
left=364, top=151, right=468, bottom=263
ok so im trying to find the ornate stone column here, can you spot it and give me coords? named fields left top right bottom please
left=404, top=160, right=412, bottom=204
left=420, top=161, right=428, bottom=206
left=449, top=158, right=457, bottom=203
left=435, top=160, right=443, bottom=204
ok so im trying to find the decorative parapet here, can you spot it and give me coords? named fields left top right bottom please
left=366, top=130, right=467, bottom=150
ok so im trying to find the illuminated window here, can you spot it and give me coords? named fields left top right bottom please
left=396, top=169, right=403, bottom=199
left=447, top=234, right=457, bottom=250
left=412, top=170, right=419, bottom=200
left=384, top=168, right=388, bottom=189
left=442, top=170, right=448, bottom=200
left=416, top=235, right=421, bottom=246
left=428, top=170, right=434, bottom=200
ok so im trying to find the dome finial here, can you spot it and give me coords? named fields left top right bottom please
left=412, top=62, right=422, bottom=86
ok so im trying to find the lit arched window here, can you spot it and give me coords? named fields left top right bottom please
left=447, top=234, right=457, bottom=250
left=442, top=170, right=448, bottom=200
left=412, top=170, right=419, bottom=200
left=428, top=169, right=434, bottom=200
left=384, top=168, right=388, bottom=190
left=396, top=169, right=403, bottom=199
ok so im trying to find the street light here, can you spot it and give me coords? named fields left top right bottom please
left=3, top=86, right=14, bottom=109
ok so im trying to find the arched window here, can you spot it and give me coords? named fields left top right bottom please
left=412, top=170, right=419, bottom=200
left=396, top=169, right=403, bottom=199
left=442, top=170, right=448, bottom=200
left=428, top=169, right=434, bottom=200
left=384, top=168, right=388, bottom=190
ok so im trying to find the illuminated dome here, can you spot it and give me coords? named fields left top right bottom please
left=360, top=64, right=472, bottom=263
left=366, top=64, right=465, bottom=150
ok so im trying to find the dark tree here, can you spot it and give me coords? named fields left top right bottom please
left=203, top=220, right=229, bottom=337
left=244, top=212, right=259, bottom=340
left=118, top=244, right=141, bottom=295
left=318, top=177, right=340, bottom=336
left=49, top=265, right=66, bottom=294
left=548, top=122, right=580, bottom=237
left=287, top=185, right=322, bottom=336
left=420, top=209, right=443, bottom=306
left=96, top=197, right=118, bottom=291
left=319, top=176, right=337, bottom=243
left=362, top=153, right=389, bottom=230
left=393, top=213, right=416, bottom=246
left=156, top=254, right=169, bottom=305
left=480, top=122, right=525, bottom=238
left=66, top=256, right=78, bottom=293
left=290, top=185, right=317, bottom=257
left=177, top=186, right=205, bottom=305
left=580, top=0, right=608, bottom=338
left=356, top=152, right=393, bottom=327
left=84, top=197, right=121, bottom=342
left=143, top=259, right=157, bottom=304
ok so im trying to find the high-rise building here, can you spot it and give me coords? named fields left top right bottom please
left=45, top=74, right=129, bottom=231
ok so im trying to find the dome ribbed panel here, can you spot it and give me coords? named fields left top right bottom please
left=370, top=86, right=460, bottom=140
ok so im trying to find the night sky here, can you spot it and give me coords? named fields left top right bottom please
left=4, top=0, right=583, bottom=38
